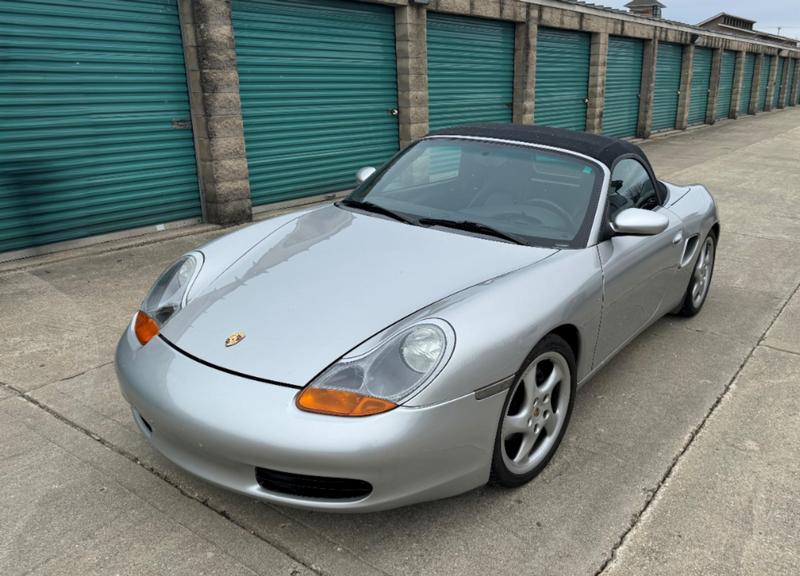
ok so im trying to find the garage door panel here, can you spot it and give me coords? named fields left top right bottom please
left=652, top=42, right=682, bottom=132
left=688, top=47, right=712, bottom=125
left=604, top=36, right=643, bottom=138
left=427, top=13, right=514, bottom=131
left=0, top=0, right=201, bottom=254
left=233, top=0, right=399, bottom=206
left=715, top=51, right=736, bottom=120
left=534, top=27, right=590, bottom=131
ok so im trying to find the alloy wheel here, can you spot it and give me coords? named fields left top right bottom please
left=501, top=351, right=571, bottom=475
left=691, top=236, right=715, bottom=309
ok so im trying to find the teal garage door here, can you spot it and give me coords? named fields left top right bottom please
left=652, top=42, right=682, bottom=132
left=0, top=0, right=201, bottom=254
left=787, top=60, right=796, bottom=106
left=603, top=37, right=643, bottom=138
left=427, top=14, right=514, bottom=131
left=715, top=51, right=736, bottom=120
left=688, top=47, right=712, bottom=125
left=773, top=57, right=785, bottom=108
left=757, top=55, right=772, bottom=111
left=534, top=28, right=591, bottom=131
left=739, top=53, right=757, bottom=114
left=232, top=0, right=399, bottom=206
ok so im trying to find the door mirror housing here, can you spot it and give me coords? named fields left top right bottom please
left=356, top=166, right=377, bottom=185
left=611, top=208, right=669, bottom=236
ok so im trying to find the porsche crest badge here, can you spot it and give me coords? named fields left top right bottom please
left=225, top=332, right=246, bottom=347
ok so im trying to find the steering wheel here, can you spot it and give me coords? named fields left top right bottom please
left=524, top=198, right=576, bottom=229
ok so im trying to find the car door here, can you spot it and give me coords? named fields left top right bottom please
left=593, top=158, right=684, bottom=364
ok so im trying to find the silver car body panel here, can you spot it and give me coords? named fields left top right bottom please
left=161, top=204, right=556, bottom=386
left=116, top=327, right=505, bottom=512
left=117, top=134, right=719, bottom=511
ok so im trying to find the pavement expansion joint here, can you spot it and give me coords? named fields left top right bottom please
left=759, top=343, right=800, bottom=358
left=4, top=380, right=330, bottom=576
left=595, top=276, right=800, bottom=576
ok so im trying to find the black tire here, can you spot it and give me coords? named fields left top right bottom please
left=676, top=231, right=717, bottom=317
left=490, top=334, right=577, bottom=488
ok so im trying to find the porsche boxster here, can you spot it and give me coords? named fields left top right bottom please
left=116, top=124, right=719, bottom=512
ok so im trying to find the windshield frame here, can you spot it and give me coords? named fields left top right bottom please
left=344, top=135, right=610, bottom=249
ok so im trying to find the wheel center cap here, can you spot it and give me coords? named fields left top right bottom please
left=533, top=407, right=540, bottom=417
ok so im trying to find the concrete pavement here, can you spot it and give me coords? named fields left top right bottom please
left=1, top=108, right=799, bottom=576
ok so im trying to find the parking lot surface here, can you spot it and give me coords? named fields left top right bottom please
left=2, top=109, right=799, bottom=576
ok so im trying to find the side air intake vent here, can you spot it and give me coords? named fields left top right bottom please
left=681, top=234, right=700, bottom=268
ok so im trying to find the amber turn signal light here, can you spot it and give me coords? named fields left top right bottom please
left=134, top=310, right=160, bottom=345
left=296, top=388, right=397, bottom=417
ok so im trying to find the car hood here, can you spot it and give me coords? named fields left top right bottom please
left=161, top=205, right=556, bottom=385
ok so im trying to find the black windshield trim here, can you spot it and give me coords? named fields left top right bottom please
left=417, top=218, right=525, bottom=245
left=337, top=198, right=415, bottom=224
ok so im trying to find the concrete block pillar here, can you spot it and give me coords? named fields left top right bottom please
left=791, top=59, right=800, bottom=107
left=676, top=44, right=694, bottom=130
left=179, top=0, right=252, bottom=225
left=730, top=51, right=746, bottom=119
left=749, top=54, right=764, bottom=115
left=637, top=39, right=657, bottom=139
left=513, top=19, right=537, bottom=125
left=778, top=58, right=790, bottom=109
left=706, top=48, right=722, bottom=124
left=586, top=32, right=608, bottom=134
left=396, top=5, right=429, bottom=149
left=765, top=55, right=778, bottom=111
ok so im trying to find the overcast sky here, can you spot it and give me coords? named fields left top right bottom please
left=598, top=0, right=800, bottom=38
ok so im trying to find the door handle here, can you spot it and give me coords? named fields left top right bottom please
left=388, top=108, right=399, bottom=117
left=672, top=232, right=684, bottom=245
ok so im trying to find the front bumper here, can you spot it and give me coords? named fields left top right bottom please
left=115, top=325, right=505, bottom=512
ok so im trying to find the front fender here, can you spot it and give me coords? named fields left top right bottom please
left=187, top=204, right=326, bottom=299
left=407, top=249, right=603, bottom=407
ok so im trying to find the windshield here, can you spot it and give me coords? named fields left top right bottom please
left=347, top=138, right=603, bottom=248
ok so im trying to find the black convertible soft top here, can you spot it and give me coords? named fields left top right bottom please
left=429, top=123, right=644, bottom=168
left=428, top=123, right=666, bottom=198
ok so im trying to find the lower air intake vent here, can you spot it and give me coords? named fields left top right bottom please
left=255, top=467, right=372, bottom=500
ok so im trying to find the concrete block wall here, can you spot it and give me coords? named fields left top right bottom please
left=586, top=33, right=609, bottom=134
left=179, top=0, right=800, bottom=225
left=396, top=5, right=429, bottom=148
left=706, top=49, right=722, bottom=124
left=676, top=45, right=694, bottom=130
left=179, top=0, right=251, bottom=225
left=730, top=51, right=746, bottom=119
left=637, top=40, right=657, bottom=138
left=778, top=59, right=790, bottom=108
left=792, top=60, right=800, bottom=106
left=512, top=14, right=537, bottom=125
left=749, top=54, right=764, bottom=115
left=765, top=56, right=779, bottom=111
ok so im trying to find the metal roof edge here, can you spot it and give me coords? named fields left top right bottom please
left=523, top=0, right=800, bottom=53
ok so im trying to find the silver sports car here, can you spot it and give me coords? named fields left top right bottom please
left=116, top=124, right=719, bottom=512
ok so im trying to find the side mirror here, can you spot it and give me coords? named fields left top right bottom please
left=356, top=166, right=376, bottom=185
left=611, top=208, right=669, bottom=236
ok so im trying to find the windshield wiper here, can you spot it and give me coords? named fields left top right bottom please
left=417, top=218, right=525, bottom=245
left=338, top=198, right=414, bottom=224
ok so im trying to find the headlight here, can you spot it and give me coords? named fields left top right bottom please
left=133, top=253, right=202, bottom=345
left=296, top=321, right=454, bottom=417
